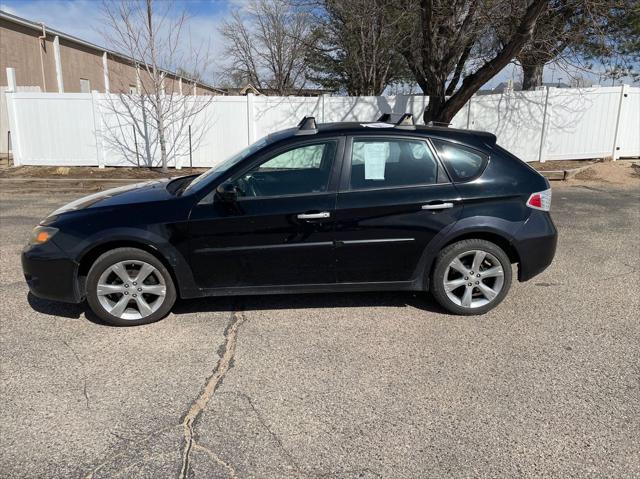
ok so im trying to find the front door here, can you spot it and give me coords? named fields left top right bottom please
left=188, top=138, right=342, bottom=289
left=334, top=136, right=463, bottom=283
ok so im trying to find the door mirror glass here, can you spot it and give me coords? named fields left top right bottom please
left=215, top=182, right=238, bottom=202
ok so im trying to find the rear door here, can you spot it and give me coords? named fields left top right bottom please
left=334, top=135, right=462, bottom=283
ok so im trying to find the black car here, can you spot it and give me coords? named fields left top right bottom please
left=22, top=115, right=557, bottom=326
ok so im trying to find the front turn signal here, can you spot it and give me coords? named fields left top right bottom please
left=29, top=226, right=59, bottom=245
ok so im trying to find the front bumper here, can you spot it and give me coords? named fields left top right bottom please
left=21, top=241, right=82, bottom=303
left=513, top=210, right=558, bottom=282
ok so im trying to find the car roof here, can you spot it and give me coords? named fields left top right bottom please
left=270, top=121, right=497, bottom=149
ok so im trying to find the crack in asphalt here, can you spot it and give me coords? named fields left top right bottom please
left=192, top=443, right=239, bottom=478
left=179, top=309, right=246, bottom=479
left=219, top=391, right=303, bottom=475
left=84, top=426, right=177, bottom=479
left=62, top=339, right=91, bottom=410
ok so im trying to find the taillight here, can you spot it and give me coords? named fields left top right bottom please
left=526, top=188, right=552, bottom=211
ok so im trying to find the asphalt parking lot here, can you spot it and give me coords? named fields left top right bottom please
left=1, top=181, right=639, bottom=478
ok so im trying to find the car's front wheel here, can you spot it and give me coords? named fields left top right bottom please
left=86, top=247, right=176, bottom=326
left=430, top=239, right=512, bottom=315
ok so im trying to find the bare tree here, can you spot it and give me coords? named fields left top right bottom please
left=101, top=0, right=214, bottom=171
left=220, top=0, right=314, bottom=95
left=307, top=0, right=411, bottom=95
left=395, top=0, right=549, bottom=124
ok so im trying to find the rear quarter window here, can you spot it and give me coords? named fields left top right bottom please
left=431, top=139, right=488, bottom=182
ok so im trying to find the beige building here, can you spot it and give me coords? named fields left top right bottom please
left=0, top=9, right=223, bottom=154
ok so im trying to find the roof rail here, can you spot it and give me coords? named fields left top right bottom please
left=426, top=121, right=451, bottom=127
left=296, top=116, right=318, bottom=135
left=376, top=113, right=414, bottom=126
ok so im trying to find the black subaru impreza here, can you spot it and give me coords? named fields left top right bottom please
left=22, top=116, right=557, bottom=326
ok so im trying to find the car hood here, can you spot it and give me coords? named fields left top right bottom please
left=48, top=179, right=174, bottom=217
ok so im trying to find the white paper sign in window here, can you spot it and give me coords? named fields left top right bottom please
left=363, top=142, right=388, bottom=180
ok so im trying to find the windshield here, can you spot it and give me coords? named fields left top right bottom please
left=183, top=137, right=269, bottom=193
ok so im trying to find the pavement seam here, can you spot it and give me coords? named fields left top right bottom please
left=178, top=309, right=247, bottom=479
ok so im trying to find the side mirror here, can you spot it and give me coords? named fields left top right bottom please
left=215, top=182, right=238, bottom=202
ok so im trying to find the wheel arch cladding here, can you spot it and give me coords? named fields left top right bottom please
left=422, top=229, right=521, bottom=291
left=441, top=231, right=520, bottom=265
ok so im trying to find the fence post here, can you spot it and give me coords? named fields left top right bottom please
left=321, top=93, right=328, bottom=123
left=91, top=90, right=106, bottom=168
left=611, top=84, right=629, bottom=161
left=246, top=93, right=255, bottom=144
left=189, top=124, right=193, bottom=168
left=466, top=95, right=473, bottom=129
left=537, top=86, right=551, bottom=163
left=5, top=68, right=21, bottom=166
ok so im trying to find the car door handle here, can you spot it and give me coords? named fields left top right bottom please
left=297, top=211, right=331, bottom=220
left=421, top=202, right=455, bottom=210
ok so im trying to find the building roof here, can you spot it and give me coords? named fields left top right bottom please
left=219, top=83, right=334, bottom=96
left=0, top=9, right=225, bottom=94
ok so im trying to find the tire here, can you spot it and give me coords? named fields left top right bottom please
left=430, top=239, right=512, bottom=315
left=86, top=247, right=177, bottom=326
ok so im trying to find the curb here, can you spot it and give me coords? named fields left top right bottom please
left=0, top=177, right=154, bottom=183
left=0, top=177, right=148, bottom=193
left=539, top=160, right=601, bottom=181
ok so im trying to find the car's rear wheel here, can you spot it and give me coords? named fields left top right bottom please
left=86, top=248, right=176, bottom=326
left=430, top=239, right=512, bottom=315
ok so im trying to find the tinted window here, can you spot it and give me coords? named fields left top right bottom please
left=431, top=139, right=487, bottom=181
left=235, top=141, right=337, bottom=197
left=185, top=137, right=270, bottom=193
left=350, top=139, right=439, bottom=190
left=258, top=143, right=325, bottom=170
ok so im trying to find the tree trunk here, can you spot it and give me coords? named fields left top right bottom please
left=423, top=88, right=446, bottom=124
left=521, top=60, right=544, bottom=90
left=418, top=0, right=549, bottom=125
left=157, top=111, right=168, bottom=173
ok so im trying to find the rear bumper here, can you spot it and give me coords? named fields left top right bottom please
left=513, top=210, right=558, bottom=281
left=21, top=241, right=82, bottom=303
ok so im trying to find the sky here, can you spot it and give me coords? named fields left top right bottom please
left=0, top=0, right=231, bottom=45
left=0, top=0, right=623, bottom=90
left=0, top=0, right=233, bottom=82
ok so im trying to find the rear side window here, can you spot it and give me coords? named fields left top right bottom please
left=350, top=138, right=440, bottom=190
left=431, top=139, right=487, bottom=182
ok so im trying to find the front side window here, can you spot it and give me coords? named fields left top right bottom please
left=431, top=139, right=487, bottom=182
left=350, top=138, right=440, bottom=190
left=235, top=141, right=337, bottom=198
left=184, top=137, right=270, bottom=193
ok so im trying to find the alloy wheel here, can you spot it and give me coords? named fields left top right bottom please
left=96, top=260, right=167, bottom=320
left=443, top=250, right=505, bottom=309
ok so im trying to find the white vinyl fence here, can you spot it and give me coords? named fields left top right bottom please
left=4, top=85, right=639, bottom=168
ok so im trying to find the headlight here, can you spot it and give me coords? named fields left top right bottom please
left=29, top=226, right=59, bottom=245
